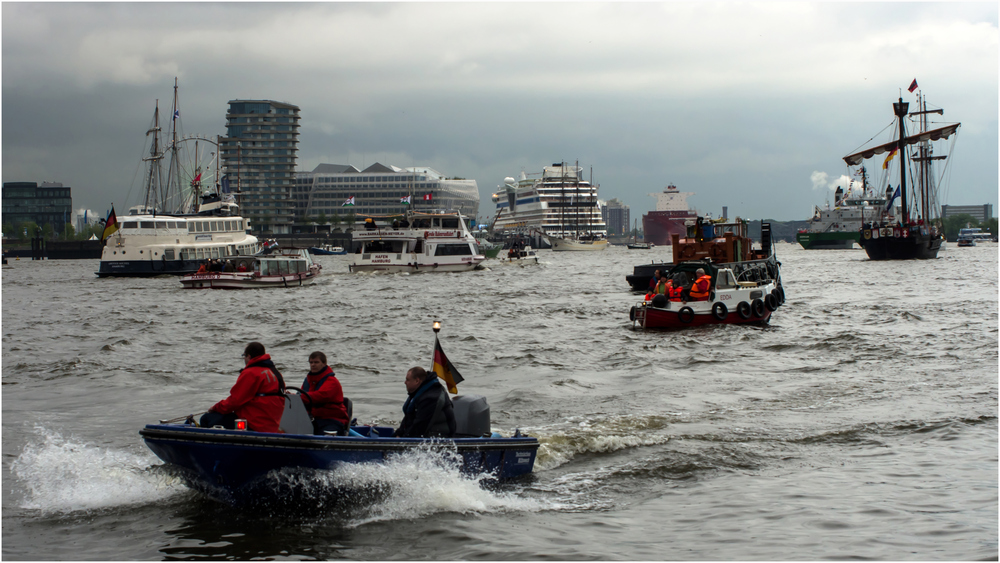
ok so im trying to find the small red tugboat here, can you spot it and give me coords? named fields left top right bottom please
left=629, top=217, right=784, bottom=330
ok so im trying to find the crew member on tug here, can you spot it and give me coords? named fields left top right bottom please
left=395, top=366, right=456, bottom=438
left=301, top=351, right=350, bottom=435
left=200, top=342, right=286, bottom=433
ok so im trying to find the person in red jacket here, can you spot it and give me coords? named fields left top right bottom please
left=301, top=351, right=350, bottom=435
left=199, top=342, right=286, bottom=433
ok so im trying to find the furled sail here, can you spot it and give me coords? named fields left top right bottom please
left=843, top=123, right=960, bottom=166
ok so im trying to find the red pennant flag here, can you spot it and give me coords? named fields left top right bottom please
left=908, top=79, right=918, bottom=93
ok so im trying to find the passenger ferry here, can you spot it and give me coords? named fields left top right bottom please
left=97, top=197, right=259, bottom=277
left=491, top=162, right=607, bottom=242
left=179, top=247, right=321, bottom=289
left=349, top=210, right=486, bottom=273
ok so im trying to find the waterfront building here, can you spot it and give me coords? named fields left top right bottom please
left=2, top=181, right=73, bottom=235
left=602, top=198, right=630, bottom=237
left=941, top=204, right=993, bottom=223
left=294, top=163, right=479, bottom=227
left=219, top=100, right=300, bottom=235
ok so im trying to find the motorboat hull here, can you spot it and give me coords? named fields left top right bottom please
left=179, top=270, right=320, bottom=289
left=140, top=424, right=539, bottom=505
left=796, top=231, right=859, bottom=250
left=550, top=237, right=608, bottom=251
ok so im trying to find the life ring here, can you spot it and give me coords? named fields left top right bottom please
left=677, top=306, right=695, bottom=324
left=710, top=245, right=724, bottom=259
left=765, top=293, right=779, bottom=312
left=737, top=301, right=751, bottom=320
left=681, top=245, right=696, bottom=258
left=712, top=302, right=728, bottom=320
left=751, top=298, right=766, bottom=318
left=629, top=306, right=637, bottom=322
left=423, top=231, right=429, bottom=240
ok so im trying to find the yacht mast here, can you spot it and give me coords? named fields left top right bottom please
left=141, top=101, right=164, bottom=213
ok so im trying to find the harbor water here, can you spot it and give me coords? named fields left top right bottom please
left=2, top=243, right=997, bottom=560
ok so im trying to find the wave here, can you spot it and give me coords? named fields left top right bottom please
left=527, top=413, right=673, bottom=471
left=10, top=427, right=187, bottom=515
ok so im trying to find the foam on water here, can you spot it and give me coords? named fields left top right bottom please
left=530, top=413, right=672, bottom=471
left=10, top=427, right=187, bottom=514
left=261, top=444, right=545, bottom=525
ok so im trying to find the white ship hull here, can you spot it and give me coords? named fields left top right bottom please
left=349, top=211, right=485, bottom=273
left=550, top=237, right=609, bottom=252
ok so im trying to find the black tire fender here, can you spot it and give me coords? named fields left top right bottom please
left=765, top=293, right=779, bottom=312
left=677, top=306, right=695, bottom=324
left=751, top=298, right=766, bottom=318
left=712, top=302, right=728, bottom=320
left=737, top=301, right=752, bottom=320
left=629, top=306, right=637, bottom=322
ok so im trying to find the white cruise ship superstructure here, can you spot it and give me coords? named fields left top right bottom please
left=491, top=162, right=607, bottom=239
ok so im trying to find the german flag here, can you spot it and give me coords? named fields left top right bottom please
left=101, top=205, right=119, bottom=241
left=433, top=336, right=464, bottom=394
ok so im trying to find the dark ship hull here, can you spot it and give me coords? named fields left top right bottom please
left=642, top=210, right=698, bottom=247
left=859, top=225, right=943, bottom=260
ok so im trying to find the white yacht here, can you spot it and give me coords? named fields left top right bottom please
left=349, top=210, right=485, bottom=273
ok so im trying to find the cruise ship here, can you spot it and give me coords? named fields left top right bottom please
left=491, top=162, right=607, bottom=240
left=796, top=183, right=886, bottom=250
left=641, top=184, right=699, bottom=247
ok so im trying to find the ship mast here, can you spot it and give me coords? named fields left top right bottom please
left=141, top=101, right=164, bottom=213
left=893, top=97, right=910, bottom=225
left=909, top=92, right=946, bottom=223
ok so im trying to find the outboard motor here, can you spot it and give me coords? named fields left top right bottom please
left=451, top=394, right=491, bottom=438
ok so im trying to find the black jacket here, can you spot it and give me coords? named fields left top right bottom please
left=395, top=378, right=456, bottom=438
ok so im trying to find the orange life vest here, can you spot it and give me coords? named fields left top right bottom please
left=689, top=275, right=712, bottom=300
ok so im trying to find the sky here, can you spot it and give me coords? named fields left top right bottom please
left=3, top=2, right=998, bottom=223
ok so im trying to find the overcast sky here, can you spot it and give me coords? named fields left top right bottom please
left=3, top=2, right=997, bottom=222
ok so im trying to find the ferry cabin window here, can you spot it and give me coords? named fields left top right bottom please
left=211, top=247, right=220, bottom=259
left=412, top=219, right=431, bottom=229
left=441, top=218, right=459, bottom=229
left=716, top=270, right=737, bottom=290
left=140, top=221, right=154, bottom=229
left=181, top=249, right=194, bottom=260
left=434, top=243, right=473, bottom=256
left=364, top=240, right=405, bottom=253
left=164, top=249, right=175, bottom=260
left=156, top=221, right=167, bottom=229
left=196, top=248, right=205, bottom=259
left=123, top=222, right=138, bottom=229
left=280, top=261, right=290, bottom=275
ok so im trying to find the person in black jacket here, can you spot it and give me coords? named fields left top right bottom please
left=394, top=366, right=456, bottom=438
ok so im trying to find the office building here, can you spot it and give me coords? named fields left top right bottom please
left=602, top=198, right=630, bottom=237
left=294, top=163, right=479, bottom=226
left=2, top=181, right=73, bottom=235
left=941, top=204, right=993, bottom=223
left=220, top=100, right=300, bottom=234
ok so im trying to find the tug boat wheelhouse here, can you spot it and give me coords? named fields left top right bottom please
left=349, top=210, right=486, bottom=273
left=179, top=246, right=321, bottom=289
left=629, top=217, right=784, bottom=330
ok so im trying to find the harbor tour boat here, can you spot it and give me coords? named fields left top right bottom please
left=179, top=246, right=321, bottom=289
left=629, top=217, right=784, bottom=330
left=140, top=323, right=539, bottom=506
left=349, top=210, right=486, bottom=273
left=844, top=86, right=958, bottom=260
left=796, top=180, right=887, bottom=250
left=98, top=79, right=259, bottom=277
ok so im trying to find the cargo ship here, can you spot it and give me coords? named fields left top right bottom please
left=796, top=183, right=886, bottom=250
left=641, top=184, right=699, bottom=247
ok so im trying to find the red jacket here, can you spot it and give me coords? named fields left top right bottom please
left=301, top=366, right=349, bottom=424
left=210, top=354, right=285, bottom=433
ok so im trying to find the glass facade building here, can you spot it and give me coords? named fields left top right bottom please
left=220, top=100, right=300, bottom=234
left=294, top=163, right=479, bottom=225
left=2, top=181, right=73, bottom=235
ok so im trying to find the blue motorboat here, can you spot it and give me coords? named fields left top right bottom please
left=140, top=389, right=539, bottom=506
left=308, top=244, right=347, bottom=255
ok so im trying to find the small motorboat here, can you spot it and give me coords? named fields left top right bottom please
left=141, top=393, right=539, bottom=506
left=308, top=244, right=347, bottom=255
left=502, top=245, right=538, bottom=263
left=180, top=247, right=321, bottom=289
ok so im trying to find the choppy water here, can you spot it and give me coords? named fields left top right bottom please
left=2, top=243, right=997, bottom=560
